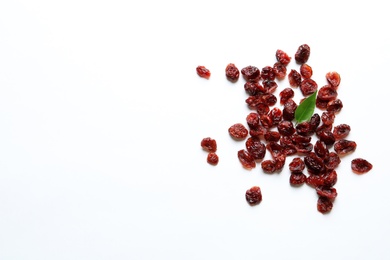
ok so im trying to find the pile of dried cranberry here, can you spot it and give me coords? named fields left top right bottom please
left=198, top=44, right=373, bottom=214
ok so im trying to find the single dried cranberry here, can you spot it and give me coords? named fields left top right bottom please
left=244, top=82, right=265, bottom=96
left=324, top=152, right=341, bottom=170
left=290, top=172, right=307, bottom=185
left=229, top=123, right=249, bottom=140
left=317, top=130, right=336, bottom=146
left=304, top=152, right=325, bottom=174
left=282, top=99, right=297, bottom=121
left=321, top=111, right=335, bottom=126
left=207, top=152, right=219, bottom=165
left=314, top=140, right=329, bottom=159
left=300, top=64, right=313, bottom=79
left=307, top=170, right=337, bottom=188
left=318, top=85, right=338, bottom=101
left=289, top=157, right=305, bottom=174
left=274, top=155, right=286, bottom=171
left=292, top=134, right=311, bottom=144
left=316, top=187, right=337, bottom=200
left=241, top=65, right=261, bottom=82
left=261, top=66, right=276, bottom=81
left=316, top=124, right=333, bottom=136
left=225, top=63, right=240, bottom=82
left=237, top=149, right=256, bottom=169
left=279, top=88, right=294, bottom=105
left=295, top=44, right=311, bottom=64
left=277, top=120, right=295, bottom=136
left=317, top=196, right=333, bottom=214
left=326, top=71, right=341, bottom=89
left=351, top=158, right=373, bottom=174
left=276, top=49, right=291, bottom=65
left=269, top=107, right=283, bottom=126
left=261, top=160, right=276, bottom=173
left=316, top=97, right=329, bottom=110
left=201, top=137, right=217, bottom=152
left=260, top=114, right=273, bottom=129
left=264, top=131, right=281, bottom=142
left=246, top=137, right=266, bottom=160
left=246, top=112, right=261, bottom=129
left=262, top=80, right=278, bottom=94
left=334, top=140, right=357, bottom=155
left=196, top=66, right=211, bottom=79
left=273, top=62, right=287, bottom=80
left=288, top=69, right=302, bottom=87
left=261, top=94, right=277, bottom=106
left=295, top=122, right=313, bottom=136
left=300, top=78, right=318, bottom=96
left=256, top=103, right=270, bottom=115
left=266, top=142, right=285, bottom=159
left=327, top=99, right=343, bottom=113
left=295, top=142, right=313, bottom=154
left=245, top=186, right=262, bottom=205
left=333, top=124, right=351, bottom=140
left=309, top=113, right=321, bottom=132
left=249, top=125, right=267, bottom=138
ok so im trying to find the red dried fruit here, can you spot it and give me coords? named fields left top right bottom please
left=316, top=187, right=337, bottom=200
left=229, top=123, right=249, bottom=140
left=333, top=124, right=351, bottom=140
left=300, top=78, right=318, bottom=96
left=300, top=64, right=313, bottom=79
left=314, top=140, right=329, bottom=159
left=317, top=130, right=336, bottom=146
left=244, top=82, right=265, bottom=96
left=289, top=157, right=305, bottom=174
left=196, top=66, right=211, bottom=79
left=269, top=107, right=283, bottom=126
left=225, top=63, right=240, bottom=82
left=207, top=152, right=219, bottom=165
left=246, top=137, right=266, bottom=160
left=316, top=97, right=329, bottom=110
left=288, top=69, right=302, bottom=87
left=277, top=120, right=295, bottom=136
left=261, top=160, right=276, bottom=173
left=295, top=122, right=313, bottom=136
left=318, top=85, right=338, bottom=101
left=334, top=140, right=357, bottom=155
left=307, top=170, right=337, bottom=187
left=256, top=103, right=270, bottom=115
left=324, top=152, right=341, bottom=170
left=249, top=125, right=267, bottom=138
left=237, top=149, right=256, bottom=169
left=326, top=71, right=341, bottom=89
left=317, top=196, right=333, bottom=214
left=245, top=186, right=262, bottom=205
left=273, top=62, right=287, bottom=80
left=276, top=49, right=291, bottom=66
left=282, top=99, right=297, bottom=121
left=321, top=111, right=335, bottom=126
left=295, top=44, right=311, bottom=64
left=290, top=172, right=307, bottom=185
left=201, top=137, right=217, bottom=152
left=241, top=65, right=261, bottom=82
left=266, top=142, right=285, bottom=159
left=279, top=88, right=294, bottom=105
left=262, top=80, right=278, bottom=94
left=246, top=112, right=261, bottom=129
left=327, top=99, right=343, bottom=113
left=260, top=114, right=273, bottom=129
left=351, top=158, right=373, bottom=174
left=264, top=131, right=281, bottom=142
left=261, top=66, right=276, bottom=81
left=304, top=152, right=325, bottom=174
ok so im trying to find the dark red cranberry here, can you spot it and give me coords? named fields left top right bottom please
left=279, top=88, right=294, bottom=105
left=317, top=196, right=333, bottom=214
left=201, top=137, right=217, bottom=152
left=273, top=62, right=287, bottom=80
left=246, top=112, right=261, bottom=129
left=207, top=152, right=219, bottom=165
left=225, top=63, right=240, bottom=82
left=326, top=71, right=341, bottom=89
left=241, top=65, right=261, bottom=82
left=289, top=157, right=305, bottom=174
left=277, top=120, right=295, bottom=136
left=316, top=187, right=337, bottom=200
left=237, top=149, right=256, bottom=169
left=275, top=49, right=291, bottom=65
left=327, top=99, right=343, bottom=113
left=264, top=131, right=281, bottom=142
left=229, top=123, right=249, bottom=140
left=351, top=158, right=373, bottom=174
left=261, top=160, right=276, bottom=173
left=261, top=66, right=276, bottom=81
left=295, top=44, right=311, bottom=64
left=288, top=69, right=302, bottom=87
left=304, top=152, right=325, bottom=174
left=244, top=82, right=265, bottom=96
left=334, top=140, right=357, bottom=155
left=300, top=64, right=313, bottom=78
left=300, top=78, right=318, bottom=96
left=246, top=137, right=266, bottom=160
left=290, top=172, right=307, bottom=185
left=196, top=66, right=211, bottom=79
left=318, top=85, right=338, bottom=101
left=246, top=186, right=262, bottom=205
left=333, top=124, right=351, bottom=140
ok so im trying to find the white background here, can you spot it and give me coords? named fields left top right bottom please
left=1, top=1, right=389, bottom=259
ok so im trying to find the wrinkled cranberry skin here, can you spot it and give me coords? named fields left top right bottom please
left=277, top=120, right=295, bottom=136
left=246, top=137, right=266, bottom=160
left=290, top=173, right=307, bottom=185
left=300, top=64, right=313, bottom=79
left=327, top=99, right=343, bottom=113
left=283, top=99, right=297, bottom=121
left=289, top=157, right=305, bottom=174
left=229, top=123, right=249, bottom=140
left=276, top=49, right=291, bottom=65
left=333, top=124, right=351, bottom=140
left=314, top=140, right=329, bottom=159
left=321, top=111, right=335, bottom=126
left=244, top=82, right=265, bottom=96
left=317, top=130, right=336, bottom=146
left=334, top=140, right=357, bottom=155
left=300, top=78, right=318, bottom=96
left=261, top=66, right=276, bottom=81
left=273, top=62, right=287, bottom=80
left=263, top=80, right=278, bottom=94
left=279, top=88, right=294, bottom=105
left=304, top=152, right=325, bottom=174
left=324, top=152, right=341, bottom=170
left=238, top=149, right=256, bottom=169
left=351, top=158, right=373, bottom=174
left=225, top=63, right=240, bottom=82
left=207, top=152, right=219, bottom=165
left=201, top=137, right=217, bottom=152
left=318, top=85, right=338, bottom=101
left=317, top=196, right=333, bottom=214
left=246, top=112, right=261, bottom=129
left=288, top=69, right=302, bottom=87
left=196, top=66, right=211, bottom=79
left=295, top=122, right=312, bottom=136
left=316, top=187, right=338, bottom=200
left=261, top=160, right=276, bottom=173
left=256, top=103, right=270, bottom=115
left=295, top=44, right=311, bottom=63
left=241, top=66, right=261, bottom=82
left=264, top=131, right=281, bottom=142
left=245, top=186, right=262, bottom=205
left=326, top=71, right=341, bottom=89
left=269, top=107, right=283, bottom=126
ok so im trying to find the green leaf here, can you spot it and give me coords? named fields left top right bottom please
left=294, top=90, right=317, bottom=123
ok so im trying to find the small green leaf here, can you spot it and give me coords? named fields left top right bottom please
left=294, top=90, right=317, bottom=123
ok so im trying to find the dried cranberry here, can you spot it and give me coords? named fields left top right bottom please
left=249, top=125, right=267, bottom=138
left=282, top=99, right=297, bottom=121
left=261, top=160, right=276, bottom=173
left=207, top=152, right=219, bottom=165
left=304, top=152, right=325, bottom=174
left=316, top=97, right=329, bottom=110
left=295, top=142, right=314, bottom=154
left=266, top=142, right=285, bottom=159
left=229, top=123, right=249, bottom=140
left=290, top=173, right=307, bottom=185
left=314, top=140, right=329, bottom=159
left=324, top=152, right=341, bottom=170
left=318, top=85, right=338, bottom=101
left=295, top=122, right=313, bottom=136
left=256, top=103, right=270, bottom=115
left=317, top=196, right=333, bottom=214
left=279, top=88, right=294, bottom=105
left=246, top=137, right=266, bottom=160
left=334, top=140, right=357, bottom=155
left=351, top=158, right=373, bottom=174
left=300, top=64, right=313, bottom=79
left=326, top=71, right=341, bottom=89
left=269, top=107, right=283, bottom=126
left=288, top=69, right=302, bottom=87
left=316, top=187, right=337, bottom=200
left=300, top=78, right=318, bottom=96
left=264, top=131, right=281, bottom=142
left=273, top=62, right=287, bottom=80
left=321, top=111, right=335, bottom=126
left=245, top=186, right=262, bottom=205
left=260, top=114, right=273, bottom=129
left=327, top=99, right=343, bottom=113
left=277, top=120, right=295, bottom=136
left=317, top=130, right=336, bottom=146
left=225, top=63, right=240, bottom=82
left=237, top=149, right=256, bottom=169
left=333, top=124, right=351, bottom=140
left=295, top=44, right=311, bottom=64
left=276, top=49, right=291, bottom=65
left=289, top=157, right=305, bottom=174
left=309, top=113, right=321, bottom=132
left=246, top=112, right=261, bottom=129
left=244, top=82, right=265, bottom=96
left=262, top=80, right=278, bottom=94
left=196, top=66, right=211, bottom=79
left=261, top=66, right=276, bottom=81
left=241, top=65, right=261, bottom=82
left=201, top=137, right=217, bottom=152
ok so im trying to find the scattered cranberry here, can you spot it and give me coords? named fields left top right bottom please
left=238, top=149, right=256, bottom=169
left=245, top=186, right=262, bottom=205
left=276, top=49, right=291, bottom=65
left=334, top=140, right=357, bottom=155
left=351, top=158, right=373, bottom=174
left=288, top=69, right=302, bottom=87
left=225, top=63, right=240, bottom=82
left=241, top=65, right=261, bottom=82
left=201, top=137, right=217, bottom=152
left=317, top=196, right=333, bottom=214
left=295, top=44, right=311, bottom=64
left=196, top=66, right=211, bottom=79
left=229, top=123, right=249, bottom=140
left=300, top=64, right=313, bottom=79
left=207, top=152, right=219, bottom=165
left=326, top=71, right=341, bottom=89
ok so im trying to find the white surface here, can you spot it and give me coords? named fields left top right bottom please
left=0, top=1, right=389, bottom=259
